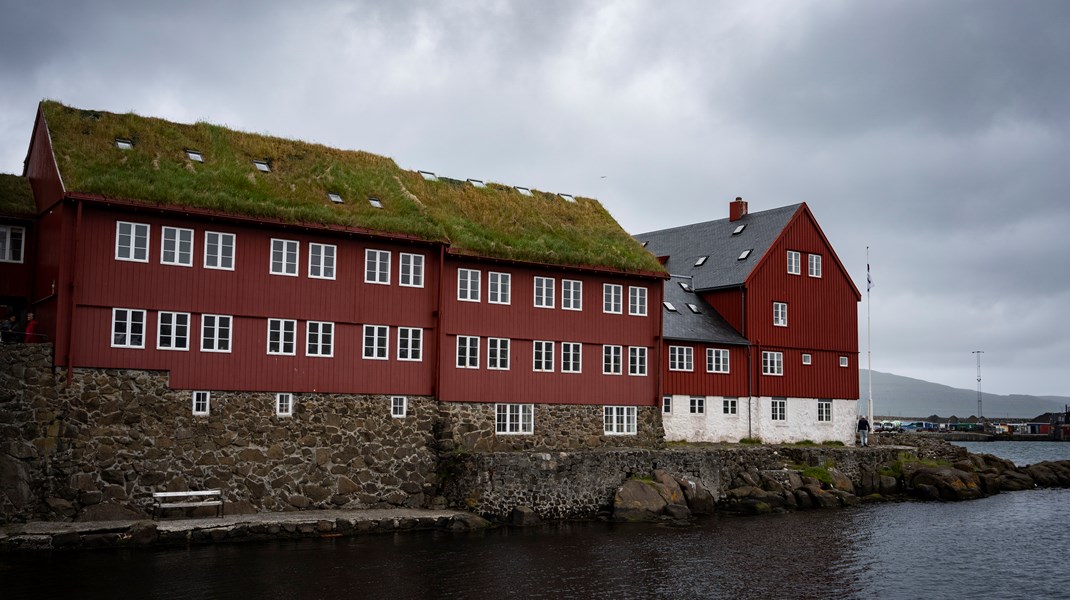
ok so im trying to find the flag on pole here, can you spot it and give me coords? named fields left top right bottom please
left=867, top=261, right=872, bottom=292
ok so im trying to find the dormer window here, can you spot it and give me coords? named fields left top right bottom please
left=694, top=256, right=708, bottom=267
left=515, top=186, right=533, bottom=197
left=419, top=170, right=437, bottom=181
left=328, top=193, right=343, bottom=204
left=686, top=303, right=700, bottom=314
left=186, top=150, right=203, bottom=162
left=663, top=302, right=678, bottom=312
left=559, top=193, right=575, bottom=202
left=732, top=224, right=746, bottom=235
left=738, top=249, right=752, bottom=260
left=253, top=160, right=271, bottom=173
left=467, top=178, right=485, bottom=188
left=368, top=197, right=383, bottom=209
left=115, top=138, right=133, bottom=150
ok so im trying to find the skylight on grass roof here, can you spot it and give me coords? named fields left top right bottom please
left=515, top=186, right=533, bottom=197
left=687, top=303, right=701, bottom=314
left=732, top=224, right=746, bottom=235
left=695, top=256, right=708, bottom=267
left=738, top=249, right=752, bottom=260
left=467, top=178, right=485, bottom=188
left=641, top=241, right=649, bottom=247
left=253, top=160, right=271, bottom=173
left=419, top=170, right=437, bottom=181
left=664, top=302, right=678, bottom=312
left=559, top=193, right=576, bottom=202
left=328, top=193, right=343, bottom=204
left=115, top=138, right=133, bottom=150
left=186, top=149, right=203, bottom=162
left=368, top=197, right=383, bottom=209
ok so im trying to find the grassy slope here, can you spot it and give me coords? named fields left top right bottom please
left=0, top=174, right=35, bottom=216
left=42, top=102, right=663, bottom=274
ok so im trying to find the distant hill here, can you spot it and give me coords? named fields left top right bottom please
left=859, top=370, right=1069, bottom=420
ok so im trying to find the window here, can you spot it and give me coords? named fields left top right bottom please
left=732, top=224, right=746, bottom=235
left=276, top=393, right=293, bottom=417
left=116, top=138, right=133, bottom=150
left=456, top=335, right=479, bottom=369
left=0, top=226, right=25, bottom=263
left=515, top=186, right=533, bottom=196
left=604, top=406, right=637, bottom=435
left=534, top=277, right=555, bottom=308
left=270, top=239, right=299, bottom=276
left=458, top=268, right=481, bottom=301
left=818, top=400, right=832, bottom=422
left=308, top=243, right=336, bottom=279
left=397, top=327, right=423, bottom=361
left=686, top=304, right=701, bottom=314
left=707, top=348, right=729, bottom=373
left=773, top=302, right=788, bottom=327
left=267, top=319, right=297, bottom=355
left=391, top=396, right=407, bottom=418
left=603, top=284, right=622, bottom=314
left=306, top=321, right=334, bottom=357
left=111, top=308, right=146, bottom=348
left=253, top=159, right=270, bottom=172
left=762, top=351, right=784, bottom=376
left=809, top=254, right=823, bottom=278
left=488, top=338, right=510, bottom=370
left=204, top=231, right=235, bottom=270
left=694, top=256, right=708, bottom=267
left=690, top=397, right=705, bottom=414
left=628, top=346, right=647, bottom=376
left=561, top=342, right=582, bottom=373
left=157, top=311, right=190, bottom=351
left=489, top=272, right=510, bottom=304
left=419, top=170, right=437, bottom=181
left=115, top=221, right=150, bottom=262
left=161, top=227, right=194, bottom=267
left=724, top=398, right=738, bottom=415
left=669, top=346, right=693, bottom=372
left=663, top=302, right=678, bottom=312
left=495, top=404, right=534, bottom=434
left=368, top=197, right=383, bottom=209
left=802, top=354, right=812, bottom=365
left=738, top=249, right=752, bottom=260
left=400, top=253, right=424, bottom=287
left=467, top=178, right=485, bottom=188
left=603, top=345, right=622, bottom=375
left=562, top=279, right=582, bottom=311
left=662, top=396, right=672, bottom=414
left=678, top=281, right=692, bottom=292
left=192, top=391, right=210, bottom=416
left=629, top=286, right=647, bottom=316
left=201, top=315, right=232, bottom=352
left=772, top=398, right=787, bottom=421
left=533, top=340, right=554, bottom=372
left=186, top=150, right=203, bottom=163
left=328, top=192, right=343, bottom=204
left=363, top=325, right=389, bottom=360
left=840, top=356, right=849, bottom=368
left=365, top=249, right=391, bottom=285
left=787, top=250, right=801, bottom=275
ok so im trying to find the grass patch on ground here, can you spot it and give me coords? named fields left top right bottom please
left=821, top=440, right=845, bottom=447
left=880, top=452, right=951, bottom=477
left=739, top=437, right=762, bottom=445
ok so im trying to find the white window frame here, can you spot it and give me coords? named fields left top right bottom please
left=495, top=403, right=534, bottom=435
left=628, top=346, right=647, bottom=376
left=363, top=324, right=389, bottom=360
left=534, top=276, right=555, bottom=309
left=818, top=399, right=832, bottom=423
left=115, top=221, right=150, bottom=263
left=391, top=396, right=408, bottom=418
left=773, top=302, right=788, bottom=327
left=706, top=348, right=730, bottom=373
left=201, top=314, right=233, bottom=353
left=306, top=321, right=335, bottom=357
left=111, top=308, right=146, bottom=349
left=397, top=327, right=423, bottom=361
left=488, top=272, right=511, bottom=305
left=204, top=231, right=235, bottom=270
left=787, top=250, right=801, bottom=275
left=156, top=311, right=190, bottom=351
left=456, top=335, right=480, bottom=369
left=762, top=351, right=784, bottom=376
left=160, top=226, right=194, bottom=267
left=365, top=249, right=391, bottom=285
left=457, top=268, right=481, bottom=302
left=603, top=406, right=637, bottom=435
left=662, top=396, right=672, bottom=414
left=400, top=253, right=424, bottom=288
left=561, top=342, right=582, bottom=373
left=533, top=340, right=555, bottom=372
left=724, top=398, right=738, bottom=415
left=270, top=238, right=299, bottom=276
left=562, top=279, right=582, bottom=311
left=669, top=345, right=693, bottom=372
left=603, top=284, right=623, bottom=314
left=690, top=397, right=705, bottom=414
left=840, top=356, right=849, bottom=368
left=802, top=353, right=812, bottom=365
left=603, top=345, right=623, bottom=375
left=267, top=318, right=297, bottom=356
left=809, top=254, right=823, bottom=278
left=772, top=398, right=787, bottom=421
left=276, top=393, right=294, bottom=417
left=192, top=391, right=210, bottom=416
left=488, top=337, right=510, bottom=370
left=0, top=225, right=26, bottom=263
left=308, top=243, right=337, bottom=280
left=628, top=286, right=648, bottom=316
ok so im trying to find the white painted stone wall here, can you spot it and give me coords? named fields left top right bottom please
left=662, top=395, right=858, bottom=445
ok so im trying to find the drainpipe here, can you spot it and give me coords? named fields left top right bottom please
left=434, top=244, right=445, bottom=400
left=65, top=199, right=83, bottom=385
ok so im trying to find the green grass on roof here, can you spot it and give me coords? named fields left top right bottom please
left=41, top=101, right=664, bottom=274
left=0, top=174, right=35, bottom=217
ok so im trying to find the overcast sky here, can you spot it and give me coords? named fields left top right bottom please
left=1, top=0, right=1067, bottom=398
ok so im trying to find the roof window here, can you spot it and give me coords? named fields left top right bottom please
left=515, top=186, right=533, bottom=197
left=559, top=193, right=576, bottom=202
left=738, top=249, right=752, bottom=260
left=253, top=160, right=271, bottom=173
left=368, top=197, right=383, bottom=209
left=687, top=303, right=701, bottom=314
left=663, top=302, right=678, bottom=312
left=641, top=241, right=649, bottom=247
left=467, top=178, right=486, bottom=188
left=419, top=170, right=437, bottom=181
left=328, top=193, right=343, bottom=204
left=115, top=138, right=133, bottom=150
left=694, top=256, right=708, bottom=267
left=186, top=150, right=203, bottom=162
left=733, top=224, right=746, bottom=235
left=678, top=281, right=692, bottom=292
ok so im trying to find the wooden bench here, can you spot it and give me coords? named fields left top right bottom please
left=151, top=490, right=224, bottom=520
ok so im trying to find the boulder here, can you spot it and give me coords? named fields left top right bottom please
left=800, top=484, right=840, bottom=509
left=908, top=467, right=983, bottom=501
left=448, top=513, right=492, bottom=530
left=652, top=470, right=690, bottom=518
left=828, top=468, right=855, bottom=495
left=674, top=475, right=717, bottom=515
left=614, top=480, right=667, bottom=522
left=510, top=506, right=541, bottom=527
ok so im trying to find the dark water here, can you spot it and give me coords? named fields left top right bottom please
left=4, top=443, right=1069, bottom=600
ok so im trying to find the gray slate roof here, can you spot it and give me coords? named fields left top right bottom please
left=662, top=275, right=749, bottom=345
left=634, top=204, right=801, bottom=291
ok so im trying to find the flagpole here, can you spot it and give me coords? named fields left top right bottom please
left=867, top=246, right=873, bottom=425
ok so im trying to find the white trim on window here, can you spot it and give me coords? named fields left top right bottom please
left=773, top=302, right=788, bottom=327
left=603, top=345, right=623, bottom=375
left=603, top=406, right=637, bottom=435
left=115, top=221, right=150, bottom=263
left=840, top=356, right=849, bottom=368
left=200, top=314, right=233, bottom=353
left=362, top=324, right=389, bottom=360
left=391, top=396, right=408, bottom=418
left=669, top=345, right=693, bottom=372
left=203, top=231, right=235, bottom=270
left=533, top=340, right=555, bottom=372
left=400, top=253, right=425, bottom=288
left=809, top=254, right=823, bottom=278
left=787, top=250, right=801, bottom=275
left=818, top=399, right=832, bottom=422
left=308, top=243, right=337, bottom=280
left=160, top=226, right=194, bottom=267
left=771, top=398, right=787, bottom=421
left=267, top=318, right=297, bottom=356
left=488, top=272, right=510, bottom=305
left=458, top=268, right=481, bottom=302
left=306, top=321, right=335, bottom=357
left=561, top=342, right=582, bottom=373
left=628, top=346, right=648, bottom=376
left=690, top=397, right=705, bottom=414
left=706, top=348, right=729, bottom=373
left=488, top=337, right=511, bottom=370
left=111, top=308, right=147, bottom=349
left=276, top=393, right=294, bottom=417
left=495, top=403, right=534, bottom=434
left=157, top=311, right=190, bottom=351
left=397, top=327, right=423, bottom=361
left=365, top=249, right=391, bottom=285
left=723, top=398, right=738, bottom=415
left=456, top=335, right=480, bottom=369
left=762, top=351, right=784, bottom=376
left=662, top=396, right=672, bottom=414
left=603, top=283, right=622, bottom=314
left=192, top=391, right=211, bottom=416
left=270, top=238, right=300, bottom=276
left=534, top=276, right=555, bottom=309
left=802, top=353, right=812, bottom=365
left=0, top=225, right=26, bottom=263
left=562, top=279, right=582, bottom=311
left=628, top=286, right=647, bottom=316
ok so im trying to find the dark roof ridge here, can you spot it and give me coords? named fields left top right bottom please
left=633, top=202, right=804, bottom=237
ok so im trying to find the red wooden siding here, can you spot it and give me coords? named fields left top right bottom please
left=754, top=348, right=858, bottom=399
left=0, top=219, right=33, bottom=301
left=661, top=343, right=748, bottom=396
left=702, top=289, right=745, bottom=336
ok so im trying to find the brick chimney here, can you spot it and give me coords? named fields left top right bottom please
left=729, top=197, right=748, bottom=222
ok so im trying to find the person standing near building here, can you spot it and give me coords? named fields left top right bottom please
left=1, top=314, right=19, bottom=343
left=22, top=312, right=39, bottom=343
left=857, top=415, right=871, bottom=447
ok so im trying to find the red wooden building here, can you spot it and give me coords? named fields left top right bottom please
left=636, top=198, right=861, bottom=444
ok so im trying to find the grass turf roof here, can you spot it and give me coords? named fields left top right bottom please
left=0, top=174, right=35, bottom=217
left=41, top=101, right=664, bottom=274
